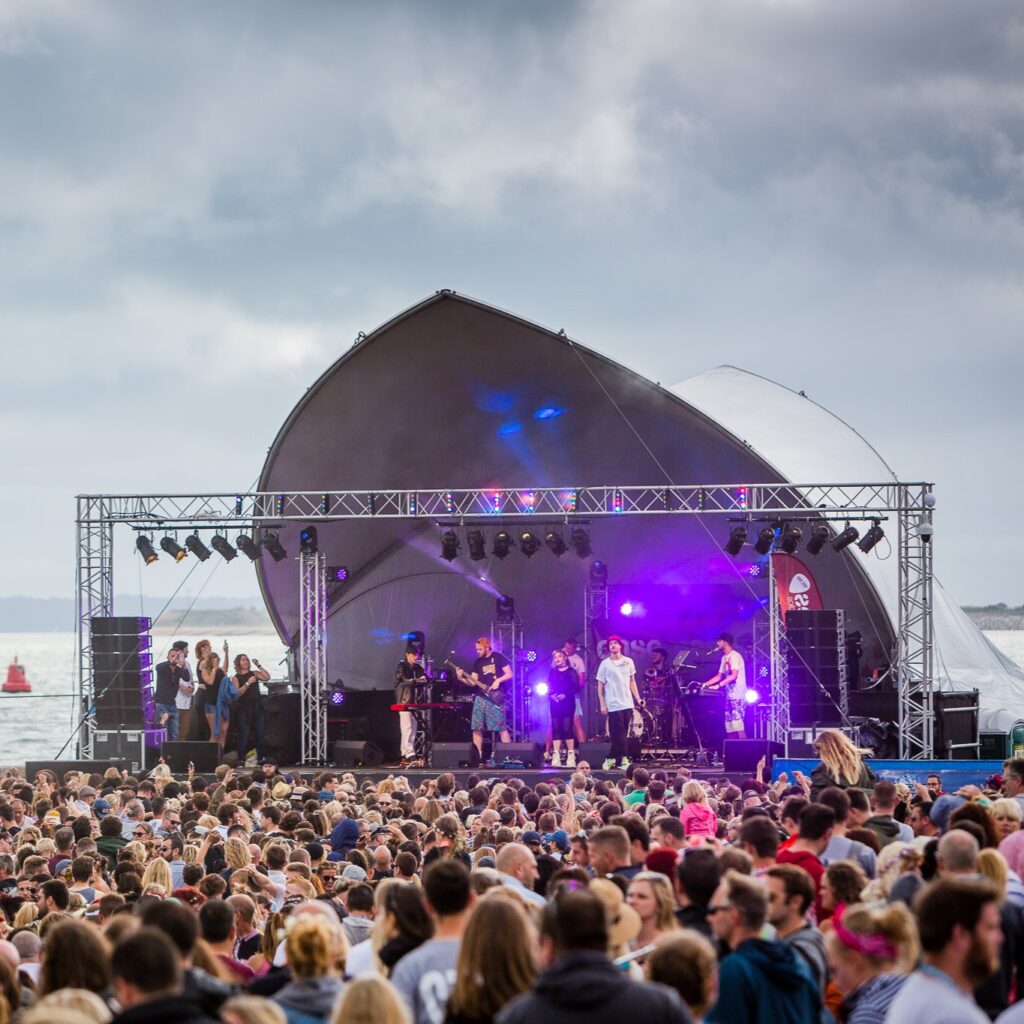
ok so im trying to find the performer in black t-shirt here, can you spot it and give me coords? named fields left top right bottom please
left=453, top=637, right=512, bottom=758
left=232, top=653, right=270, bottom=764
left=394, top=644, right=428, bottom=761
left=547, top=649, right=579, bottom=768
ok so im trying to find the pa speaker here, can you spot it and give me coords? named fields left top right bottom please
left=493, top=742, right=542, bottom=768
left=431, top=743, right=473, bottom=769
left=161, top=741, right=220, bottom=773
left=723, top=739, right=785, bottom=774
left=579, top=741, right=611, bottom=766
left=333, top=740, right=384, bottom=768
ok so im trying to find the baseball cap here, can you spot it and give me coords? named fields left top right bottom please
left=171, top=641, right=188, bottom=651
left=544, top=829, right=570, bottom=852
left=78, top=786, right=96, bottom=798
left=341, top=864, right=367, bottom=882
left=92, top=798, right=111, bottom=818
left=521, top=831, right=543, bottom=847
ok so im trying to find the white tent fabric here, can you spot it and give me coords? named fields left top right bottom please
left=670, top=366, right=1024, bottom=730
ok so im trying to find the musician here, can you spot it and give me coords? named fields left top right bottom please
left=701, top=632, right=748, bottom=740
left=644, top=647, right=671, bottom=685
left=563, top=638, right=587, bottom=745
left=596, top=635, right=643, bottom=769
left=548, top=650, right=580, bottom=768
left=394, top=644, right=427, bottom=762
left=454, top=637, right=512, bottom=758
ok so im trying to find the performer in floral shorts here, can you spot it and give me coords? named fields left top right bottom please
left=701, top=632, right=748, bottom=741
left=453, top=637, right=513, bottom=760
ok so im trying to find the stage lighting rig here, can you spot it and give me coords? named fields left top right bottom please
left=724, top=525, right=747, bottom=556
left=136, top=536, right=158, bottom=565
left=806, top=524, right=830, bottom=555
left=496, top=595, right=516, bottom=622
left=831, top=524, right=860, bottom=552
left=754, top=526, right=776, bottom=556
left=858, top=521, right=885, bottom=553
left=467, top=529, right=487, bottom=561
left=299, top=526, right=318, bottom=553
left=519, top=531, right=541, bottom=558
left=440, top=530, right=460, bottom=562
left=184, top=534, right=211, bottom=562
left=492, top=531, right=513, bottom=559
left=328, top=565, right=349, bottom=582
left=780, top=524, right=802, bottom=554
left=236, top=535, right=261, bottom=560
left=263, top=534, right=288, bottom=562
left=571, top=528, right=592, bottom=558
left=160, top=536, right=187, bottom=562
left=545, top=530, right=567, bottom=557
left=210, top=535, right=237, bottom=561
left=589, top=560, right=608, bottom=589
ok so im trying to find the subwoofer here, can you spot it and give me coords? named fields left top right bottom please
left=332, top=740, right=384, bottom=768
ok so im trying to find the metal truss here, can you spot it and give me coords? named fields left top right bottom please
left=583, top=585, right=609, bottom=739
left=490, top=618, right=524, bottom=739
left=298, top=550, right=328, bottom=765
left=768, top=558, right=790, bottom=750
left=76, top=480, right=936, bottom=760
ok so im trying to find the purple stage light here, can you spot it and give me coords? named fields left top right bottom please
left=330, top=691, right=346, bottom=706
left=330, top=565, right=349, bottom=582
left=744, top=689, right=760, bottom=704
left=758, top=665, right=769, bottom=679
left=526, top=650, right=537, bottom=662
left=534, top=681, right=550, bottom=696
left=620, top=602, right=634, bottom=616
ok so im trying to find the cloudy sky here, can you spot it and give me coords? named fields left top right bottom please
left=1, top=0, right=1021, bottom=610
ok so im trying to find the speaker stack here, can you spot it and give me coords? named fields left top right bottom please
left=90, top=617, right=154, bottom=729
left=785, top=609, right=847, bottom=727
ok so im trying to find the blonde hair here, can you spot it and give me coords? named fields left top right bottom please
left=682, top=780, right=708, bottom=805
left=225, top=837, right=251, bottom=871
left=13, top=902, right=38, bottom=929
left=141, top=858, right=172, bottom=892
left=330, top=975, right=410, bottom=1024
left=826, top=901, right=919, bottom=972
left=814, top=729, right=870, bottom=787
left=979, top=848, right=1010, bottom=901
left=220, top=995, right=286, bottom=1024
left=24, top=988, right=112, bottom=1024
left=628, top=871, right=680, bottom=933
left=992, top=798, right=1023, bottom=823
left=123, top=841, right=147, bottom=866
left=647, top=930, right=718, bottom=1017
left=286, top=917, right=335, bottom=980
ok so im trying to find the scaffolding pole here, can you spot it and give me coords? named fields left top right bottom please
left=298, top=550, right=328, bottom=765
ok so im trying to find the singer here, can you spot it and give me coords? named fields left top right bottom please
left=701, top=632, right=748, bottom=740
left=232, top=653, right=270, bottom=763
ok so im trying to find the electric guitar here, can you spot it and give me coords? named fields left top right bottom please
left=445, top=657, right=510, bottom=708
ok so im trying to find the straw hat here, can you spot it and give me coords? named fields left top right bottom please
left=271, top=782, right=292, bottom=801
left=589, top=878, right=641, bottom=949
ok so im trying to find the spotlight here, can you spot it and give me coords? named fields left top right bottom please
left=744, top=689, right=761, bottom=705
left=262, top=534, right=288, bottom=562
left=210, top=535, right=237, bottom=561
left=858, top=521, right=885, bottom=554
left=135, top=536, right=158, bottom=565
left=299, top=526, right=319, bottom=553
left=724, top=525, right=747, bottom=557
left=492, top=531, right=513, bottom=559
left=467, top=530, right=487, bottom=561
left=806, top=524, right=830, bottom=555
left=496, top=595, right=516, bottom=622
left=589, top=561, right=608, bottom=588
left=525, top=650, right=537, bottom=662
left=570, top=528, right=592, bottom=558
left=184, top=534, right=211, bottom=562
left=519, top=531, right=541, bottom=558
left=160, top=537, right=187, bottom=562
left=329, top=689, right=346, bottom=706
left=620, top=602, right=634, bottom=617
left=545, top=530, right=567, bottom=557
left=832, top=524, right=860, bottom=552
left=328, top=565, right=349, bottom=582
left=236, top=535, right=261, bottom=560
left=780, top=525, right=802, bottom=554
left=534, top=681, right=550, bottom=697
left=754, top=527, right=776, bottom=556
left=440, top=530, right=460, bottom=562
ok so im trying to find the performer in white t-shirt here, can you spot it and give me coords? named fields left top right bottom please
left=702, top=631, right=748, bottom=740
left=596, top=635, right=644, bottom=769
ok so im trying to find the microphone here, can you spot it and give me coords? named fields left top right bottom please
left=705, top=647, right=718, bottom=656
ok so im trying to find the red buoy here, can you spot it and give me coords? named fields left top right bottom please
left=3, top=657, right=31, bottom=693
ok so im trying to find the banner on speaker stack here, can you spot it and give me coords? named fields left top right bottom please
left=771, top=553, right=824, bottom=612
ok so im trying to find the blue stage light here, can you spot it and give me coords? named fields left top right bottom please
left=534, top=406, right=564, bottom=420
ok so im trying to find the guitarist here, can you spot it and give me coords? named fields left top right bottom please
left=394, top=644, right=428, bottom=762
left=454, top=637, right=513, bottom=759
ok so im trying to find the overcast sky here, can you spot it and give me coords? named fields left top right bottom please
left=1, top=0, right=1021, bottom=610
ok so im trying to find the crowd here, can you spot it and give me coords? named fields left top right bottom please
left=0, top=729, right=1023, bottom=1022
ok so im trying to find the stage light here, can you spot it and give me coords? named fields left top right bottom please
left=263, top=534, right=288, bottom=562
left=571, top=528, right=592, bottom=558
left=328, top=565, right=349, bottom=582
left=519, top=531, right=541, bottom=557
left=136, top=536, right=158, bottom=565
left=329, top=689, right=346, bottom=706
left=724, top=525, right=747, bottom=556
left=780, top=525, right=802, bottom=554
left=744, top=689, right=761, bottom=704
left=620, top=602, right=634, bottom=617
left=754, top=527, right=776, bottom=556
left=526, top=650, right=537, bottom=662
left=236, top=535, right=261, bottom=560
left=496, top=595, right=516, bottom=622
left=210, top=535, right=237, bottom=562
left=858, top=521, right=885, bottom=554
left=299, top=526, right=318, bottom=553
left=534, top=681, right=550, bottom=696
left=831, top=524, right=860, bottom=552
left=492, top=531, right=513, bottom=559
left=545, top=530, right=567, bottom=557
left=184, top=534, right=211, bottom=562
left=467, top=529, right=486, bottom=561
left=589, top=561, right=608, bottom=588
left=806, top=524, right=830, bottom=555
left=440, top=530, right=460, bottom=562
left=160, top=537, right=187, bottom=562
left=758, top=665, right=769, bottom=679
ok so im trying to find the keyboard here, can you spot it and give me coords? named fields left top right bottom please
left=390, top=702, right=469, bottom=712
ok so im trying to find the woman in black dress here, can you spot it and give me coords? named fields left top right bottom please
left=548, top=649, right=579, bottom=768
left=195, top=649, right=228, bottom=752
left=232, top=653, right=270, bottom=764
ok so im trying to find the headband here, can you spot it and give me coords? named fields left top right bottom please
left=833, top=903, right=899, bottom=961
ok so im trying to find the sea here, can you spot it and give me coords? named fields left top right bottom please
left=1, top=630, right=1023, bottom=766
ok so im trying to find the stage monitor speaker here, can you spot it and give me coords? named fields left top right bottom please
left=934, top=690, right=980, bottom=760
left=264, top=692, right=301, bottom=766
left=431, top=743, right=473, bottom=769
left=161, top=741, right=220, bottom=773
left=493, top=742, right=542, bottom=768
left=848, top=689, right=899, bottom=721
left=579, top=741, right=611, bottom=766
left=26, top=759, right=131, bottom=780
left=723, top=739, right=785, bottom=774
left=333, top=740, right=384, bottom=768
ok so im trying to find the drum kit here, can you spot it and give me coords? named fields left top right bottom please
left=632, top=648, right=703, bottom=750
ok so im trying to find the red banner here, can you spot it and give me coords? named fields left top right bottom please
left=771, top=553, right=824, bottom=613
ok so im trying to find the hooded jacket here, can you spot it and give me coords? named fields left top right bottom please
left=707, top=938, right=822, bottom=1024
left=327, top=819, right=359, bottom=862
left=272, top=976, right=345, bottom=1024
left=497, top=950, right=691, bottom=1024
left=863, top=814, right=910, bottom=848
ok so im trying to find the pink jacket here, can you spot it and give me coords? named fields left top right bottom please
left=679, top=801, right=718, bottom=839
